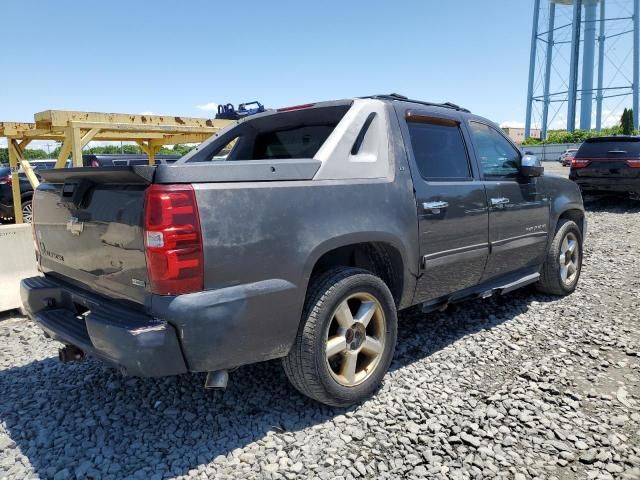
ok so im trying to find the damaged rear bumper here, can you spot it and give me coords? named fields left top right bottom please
left=20, top=276, right=187, bottom=377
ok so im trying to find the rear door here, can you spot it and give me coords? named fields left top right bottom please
left=466, top=121, right=549, bottom=282
left=400, top=110, right=489, bottom=303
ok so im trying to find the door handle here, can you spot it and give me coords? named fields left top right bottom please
left=490, top=197, right=510, bottom=208
left=423, top=201, right=449, bottom=214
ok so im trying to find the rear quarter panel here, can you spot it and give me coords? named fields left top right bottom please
left=182, top=170, right=419, bottom=371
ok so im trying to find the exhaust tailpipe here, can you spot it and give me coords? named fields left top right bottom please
left=204, top=370, right=229, bottom=389
left=58, top=345, right=84, bottom=363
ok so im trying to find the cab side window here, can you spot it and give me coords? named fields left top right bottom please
left=406, top=116, right=471, bottom=181
left=469, top=122, right=520, bottom=178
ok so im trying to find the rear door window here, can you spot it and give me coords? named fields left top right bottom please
left=405, top=116, right=472, bottom=180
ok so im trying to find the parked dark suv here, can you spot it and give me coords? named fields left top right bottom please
left=569, top=136, right=640, bottom=198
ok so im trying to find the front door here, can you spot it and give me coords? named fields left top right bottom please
left=401, top=110, right=489, bottom=303
left=466, top=121, right=550, bottom=282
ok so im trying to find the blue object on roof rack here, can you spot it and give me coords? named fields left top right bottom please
left=216, top=101, right=265, bottom=120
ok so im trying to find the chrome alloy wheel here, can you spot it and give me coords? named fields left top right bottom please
left=22, top=201, right=33, bottom=224
left=559, top=232, right=579, bottom=285
left=325, top=292, right=386, bottom=387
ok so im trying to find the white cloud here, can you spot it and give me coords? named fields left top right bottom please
left=195, top=102, right=219, bottom=112
left=139, top=111, right=155, bottom=115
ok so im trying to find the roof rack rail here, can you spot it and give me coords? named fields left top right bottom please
left=364, top=93, right=470, bottom=113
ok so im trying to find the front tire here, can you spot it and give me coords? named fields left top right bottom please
left=283, top=267, right=397, bottom=407
left=537, top=219, right=583, bottom=295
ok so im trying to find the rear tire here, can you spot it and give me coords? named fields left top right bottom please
left=283, top=267, right=397, bottom=407
left=536, top=219, right=583, bottom=296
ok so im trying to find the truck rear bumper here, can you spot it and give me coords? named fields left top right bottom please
left=20, top=276, right=187, bottom=377
left=573, top=177, right=640, bottom=194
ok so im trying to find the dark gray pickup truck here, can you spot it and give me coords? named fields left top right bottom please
left=21, top=95, right=586, bottom=406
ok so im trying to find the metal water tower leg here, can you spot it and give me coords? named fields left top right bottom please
left=596, top=0, right=606, bottom=132
left=568, top=0, right=583, bottom=132
left=634, top=0, right=639, bottom=133
left=525, top=0, right=541, bottom=140
left=542, top=3, right=556, bottom=140
left=580, top=0, right=598, bottom=131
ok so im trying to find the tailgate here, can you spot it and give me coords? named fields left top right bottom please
left=33, top=167, right=153, bottom=304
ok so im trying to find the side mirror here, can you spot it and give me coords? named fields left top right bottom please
left=520, top=154, right=544, bottom=177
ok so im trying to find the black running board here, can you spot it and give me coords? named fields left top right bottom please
left=421, top=272, right=540, bottom=313
left=493, top=272, right=540, bottom=295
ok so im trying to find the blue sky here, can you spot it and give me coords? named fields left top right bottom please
left=1, top=0, right=533, bottom=130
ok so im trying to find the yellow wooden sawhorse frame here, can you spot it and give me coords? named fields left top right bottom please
left=1, top=110, right=231, bottom=223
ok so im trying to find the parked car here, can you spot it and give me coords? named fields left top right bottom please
left=84, top=154, right=180, bottom=167
left=569, top=136, right=640, bottom=199
left=0, top=159, right=69, bottom=222
left=0, top=166, right=35, bottom=222
left=21, top=95, right=586, bottom=406
left=560, top=148, right=578, bottom=167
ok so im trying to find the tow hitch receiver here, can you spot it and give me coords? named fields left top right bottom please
left=58, top=345, right=84, bottom=363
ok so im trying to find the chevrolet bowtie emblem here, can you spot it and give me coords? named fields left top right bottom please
left=66, top=217, right=84, bottom=236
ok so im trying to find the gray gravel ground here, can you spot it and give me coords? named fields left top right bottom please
left=1, top=171, right=639, bottom=479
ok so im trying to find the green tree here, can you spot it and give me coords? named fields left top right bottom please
left=23, top=149, right=49, bottom=160
left=158, top=144, right=196, bottom=156
left=621, top=108, right=634, bottom=135
left=0, top=147, right=51, bottom=164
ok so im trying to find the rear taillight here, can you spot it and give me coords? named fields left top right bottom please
left=625, top=159, right=640, bottom=168
left=0, top=175, right=11, bottom=185
left=571, top=158, right=591, bottom=169
left=143, top=184, right=204, bottom=295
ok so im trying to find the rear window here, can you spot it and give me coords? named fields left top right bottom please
left=184, top=104, right=351, bottom=163
left=577, top=138, right=640, bottom=158
left=253, top=125, right=336, bottom=159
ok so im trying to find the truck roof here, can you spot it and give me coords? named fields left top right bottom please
left=362, top=93, right=470, bottom=113
left=271, top=94, right=470, bottom=117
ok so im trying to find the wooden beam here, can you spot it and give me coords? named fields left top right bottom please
left=6, top=140, right=23, bottom=223
left=56, top=135, right=72, bottom=168
left=70, top=126, right=83, bottom=167
left=35, top=110, right=229, bottom=130
left=16, top=138, right=32, bottom=153
left=135, top=140, right=151, bottom=156
left=20, top=159, right=40, bottom=190
left=0, top=122, right=37, bottom=136
left=148, top=140, right=164, bottom=166
left=80, top=128, right=101, bottom=148
left=68, top=121, right=223, bottom=135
